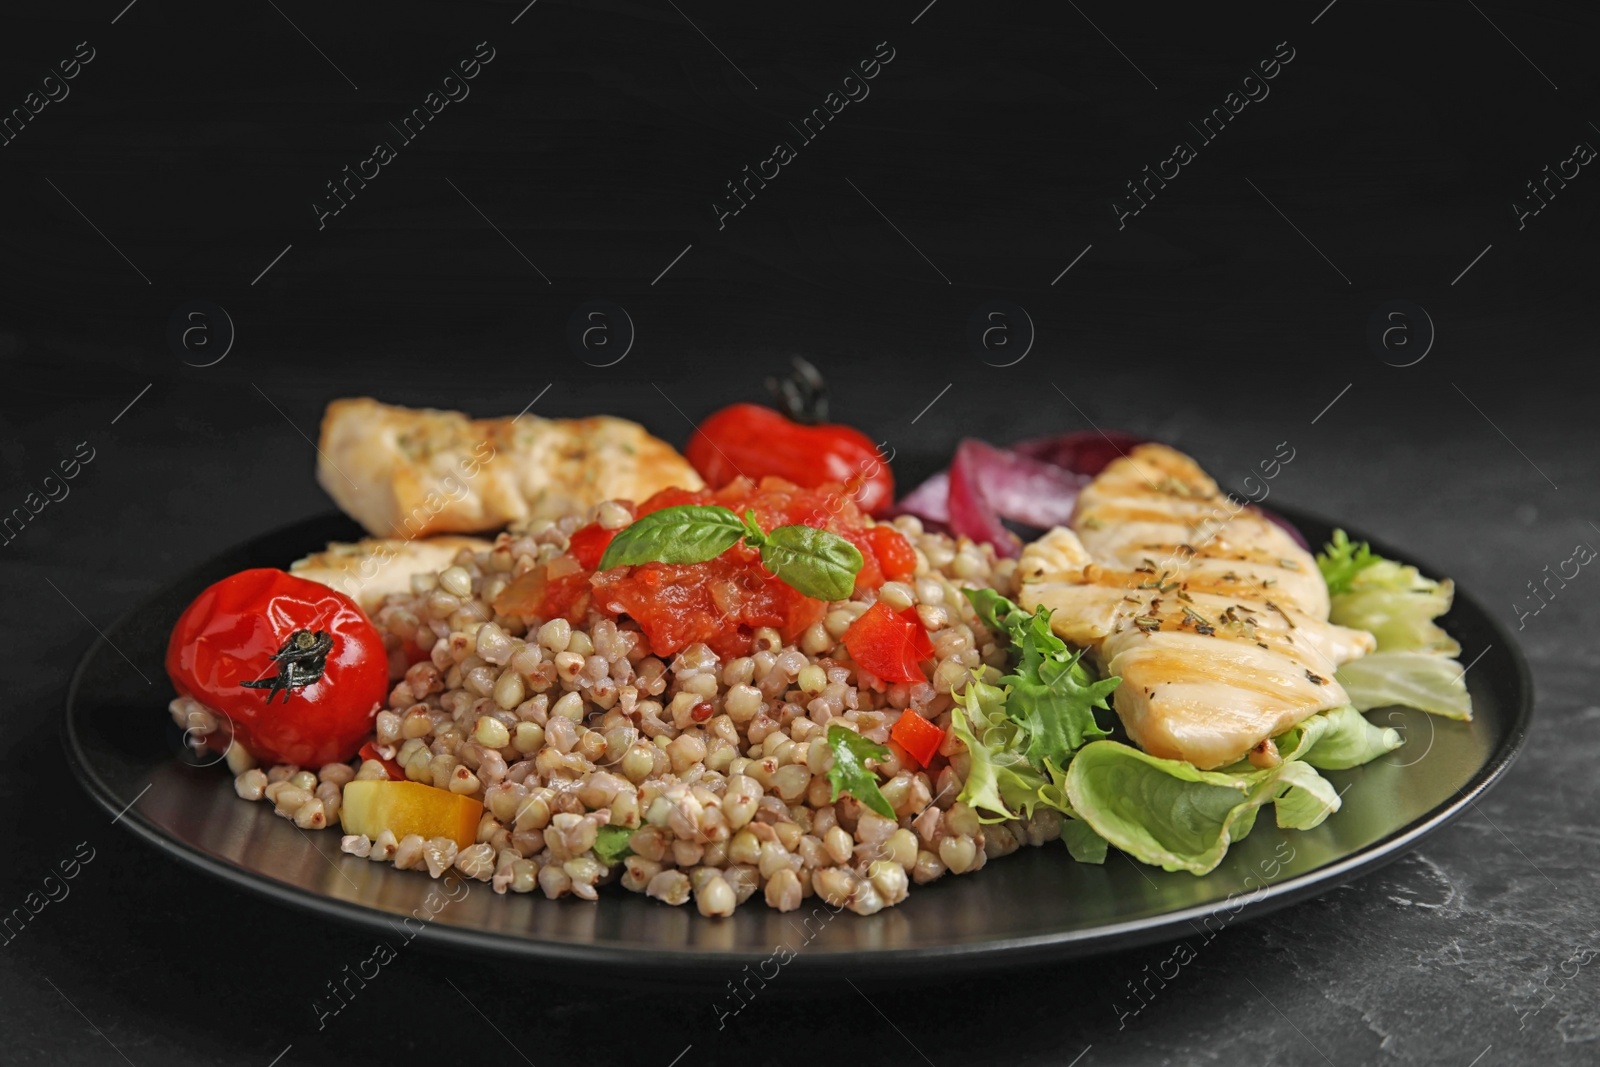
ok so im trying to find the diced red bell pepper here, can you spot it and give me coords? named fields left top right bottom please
left=843, top=601, right=935, bottom=683
left=359, top=741, right=406, bottom=781
left=890, top=710, right=945, bottom=768
left=867, top=525, right=919, bottom=583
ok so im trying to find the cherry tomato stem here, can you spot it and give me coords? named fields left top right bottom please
left=165, top=569, right=388, bottom=767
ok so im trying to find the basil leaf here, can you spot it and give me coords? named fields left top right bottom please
left=825, top=724, right=895, bottom=819
left=593, top=824, right=635, bottom=866
left=597, top=505, right=745, bottom=569
left=597, top=506, right=864, bottom=603
left=759, top=525, right=863, bottom=601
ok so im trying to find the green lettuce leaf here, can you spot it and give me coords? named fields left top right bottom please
left=1063, top=740, right=1344, bottom=875
left=966, top=586, right=1027, bottom=639
left=1317, top=529, right=1381, bottom=595
left=949, top=679, right=1052, bottom=824
left=1062, top=740, right=1265, bottom=875
left=825, top=724, right=896, bottom=819
left=1317, top=529, right=1472, bottom=720
left=1268, top=759, right=1343, bottom=830
left=1273, top=712, right=1326, bottom=763
left=950, top=689, right=1111, bottom=865
left=1012, top=649, right=1120, bottom=771
left=1278, top=703, right=1405, bottom=769
left=1334, top=651, right=1472, bottom=721
left=964, top=589, right=1120, bottom=768
left=1319, top=533, right=1459, bottom=655
left=1060, top=818, right=1109, bottom=864
left=1039, top=757, right=1109, bottom=864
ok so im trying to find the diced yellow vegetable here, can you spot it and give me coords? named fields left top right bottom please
left=340, top=780, right=482, bottom=849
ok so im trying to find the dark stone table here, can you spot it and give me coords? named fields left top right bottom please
left=2, top=1, right=1594, bottom=1063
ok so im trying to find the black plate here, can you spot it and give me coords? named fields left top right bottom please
left=63, top=508, right=1532, bottom=976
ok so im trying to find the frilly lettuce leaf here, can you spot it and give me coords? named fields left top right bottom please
left=951, top=680, right=1109, bottom=858
left=1317, top=529, right=1381, bottom=595
left=1334, top=651, right=1472, bottom=721
left=949, top=679, right=1052, bottom=824
left=964, top=588, right=1120, bottom=767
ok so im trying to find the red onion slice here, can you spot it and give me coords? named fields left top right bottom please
left=947, top=440, right=1022, bottom=557
left=894, top=470, right=950, bottom=524
left=1011, top=429, right=1147, bottom=476
left=893, top=430, right=1151, bottom=559
left=946, top=439, right=1093, bottom=558
left=972, top=450, right=1089, bottom=529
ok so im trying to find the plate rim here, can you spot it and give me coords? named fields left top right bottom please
left=62, top=505, right=1535, bottom=975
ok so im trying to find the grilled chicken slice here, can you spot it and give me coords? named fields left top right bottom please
left=290, top=535, right=493, bottom=613
left=1018, top=444, right=1374, bottom=769
left=317, top=397, right=703, bottom=539
left=1073, top=442, right=1329, bottom=619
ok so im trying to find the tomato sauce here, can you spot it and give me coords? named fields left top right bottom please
left=584, top=478, right=910, bottom=658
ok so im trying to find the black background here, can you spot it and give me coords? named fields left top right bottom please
left=2, top=1, right=1597, bottom=1064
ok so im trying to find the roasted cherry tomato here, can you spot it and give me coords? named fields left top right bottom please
left=686, top=403, right=895, bottom=517
left=165, top=568, right=388, bottom=767
left=842, top=601, right=935, bottom=683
